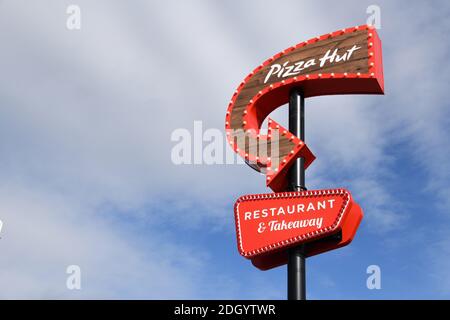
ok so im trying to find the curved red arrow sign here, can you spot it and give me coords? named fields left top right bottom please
left=225, top=24, right=384, bottom=192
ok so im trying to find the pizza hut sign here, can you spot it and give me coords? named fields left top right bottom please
left=263, top=44, right=362, bottom=84
left=225, top=24, right=383, bottom=192
left=226, top=25, right=384, bottom=271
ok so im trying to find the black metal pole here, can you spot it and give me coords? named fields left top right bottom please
left=287, top=88, right=306, bottom=300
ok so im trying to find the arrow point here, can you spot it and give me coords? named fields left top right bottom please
left=265, top=121, right=315, bottom=192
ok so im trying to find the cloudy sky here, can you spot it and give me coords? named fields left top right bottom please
left=0, top=0, right=449, bottom=299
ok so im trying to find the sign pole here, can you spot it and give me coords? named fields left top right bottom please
left=287, top=88, right=306, bottom=300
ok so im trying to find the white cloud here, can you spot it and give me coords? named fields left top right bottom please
left=0, top=182, right=208, bottom=298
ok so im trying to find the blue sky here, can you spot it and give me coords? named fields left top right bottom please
left=0, top=0, right=449, bottom=299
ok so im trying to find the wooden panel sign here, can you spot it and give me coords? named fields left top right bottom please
left=225, top=25, right=384, bottom=192
left=234, top=189, right=363, bottom=270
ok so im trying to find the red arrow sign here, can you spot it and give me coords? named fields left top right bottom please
left=225, top=25, right=384, bottom=192
left=234, top=189, right=363, bottom=270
